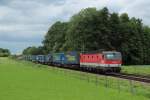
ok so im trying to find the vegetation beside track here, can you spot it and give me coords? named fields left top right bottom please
left=122, top=65, right=150, bottom=76
left=0, top=58, right=149, bottom=100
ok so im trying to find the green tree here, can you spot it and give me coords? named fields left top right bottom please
left=0, top=48, right=10, bottom=57
left=43, top=21, right=68, bottom=52
left=40, top=7, right=150, bottom=65
left=23, top=46, right=45, bottom=55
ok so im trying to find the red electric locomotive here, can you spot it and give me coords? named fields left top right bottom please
left=80, top=51, right=122, bottom=72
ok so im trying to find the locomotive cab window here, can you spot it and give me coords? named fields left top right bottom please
left=104, top=52, right=121, bottom=60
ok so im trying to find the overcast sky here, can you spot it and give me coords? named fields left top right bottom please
left=0, top=0, right=150, bottom=54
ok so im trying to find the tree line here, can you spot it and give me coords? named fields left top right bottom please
left=22, top=46, right=45, bottom=55
left=23, top=7, right=150, bottom=65
left=0, top=48, right=10, bottom=57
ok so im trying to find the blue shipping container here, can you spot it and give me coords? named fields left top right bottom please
left=52, top=53, right=66, bottom=64
left=45, top=54, right=52, bottom=63
left=31, top=55, right=37, bottom=61
left=36, top=55, right=46, bottom=63
left=65, top=51, right=79, bottom=65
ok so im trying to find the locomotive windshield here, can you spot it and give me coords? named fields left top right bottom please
left=103, top=52, right=121, bottom=60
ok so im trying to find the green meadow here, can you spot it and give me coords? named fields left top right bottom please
left=0, top=58, right=149, bottom=100
left=122, top=65, right=150, bottom=76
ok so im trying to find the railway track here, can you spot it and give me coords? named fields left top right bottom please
left=106, top=73, right=150, bottom=83
left=53, top=65, right=150, bottom=83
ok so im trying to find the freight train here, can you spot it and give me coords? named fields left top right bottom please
left=23, top=51, right=122, bottom=73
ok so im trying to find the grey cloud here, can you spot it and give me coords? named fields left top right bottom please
left=0, top=31, right=44, bottom=42
left=119, top=0, right=150, bottom=26
left=0, top=0, right=149, bottom=54
left=0, top=41, right=41, bottom=54
left=0, top=0, right=64, bottom=6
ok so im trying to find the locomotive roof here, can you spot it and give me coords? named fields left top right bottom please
left=80, top=50, right=119, bottom=54
left=102, top=51, right=120, bottom=53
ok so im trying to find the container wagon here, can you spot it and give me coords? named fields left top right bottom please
left=64, top=51, right=80, bottom=69
left=36, top=55, right=46, bottom=63
left=52, top=53, right=66, bottom=66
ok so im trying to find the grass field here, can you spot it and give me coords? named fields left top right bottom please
left=122, top=65, right=150, bottom=76
left=0, top=58, right=149, bottom=100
